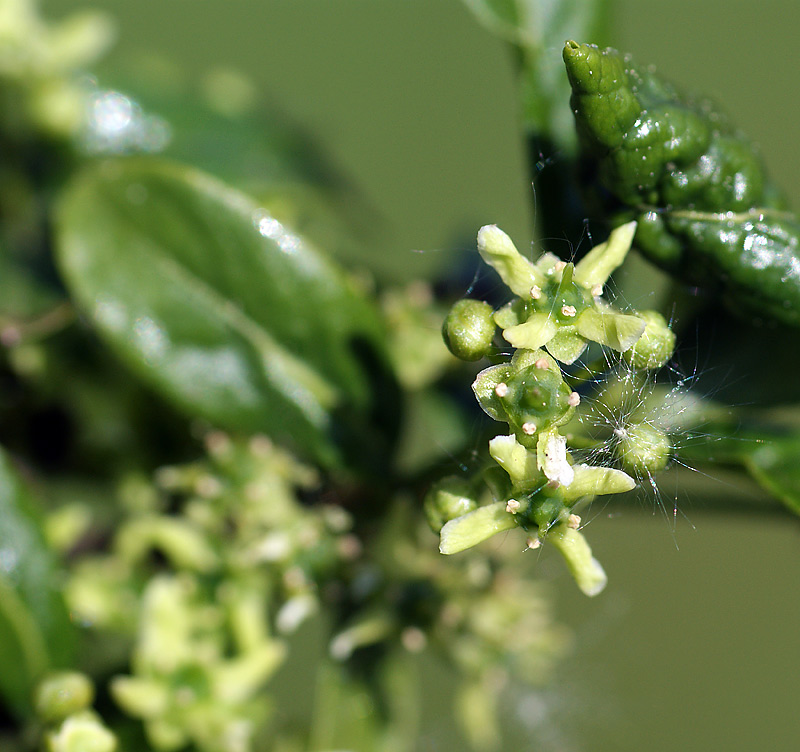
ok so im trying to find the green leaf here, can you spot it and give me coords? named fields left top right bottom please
left=744, top=438, right=800, bottom=513
left=0, top=448, right=75, bottom=716
left=55, top=158, right=397, bottom=469
left=679, top=426, right=800, bottom=515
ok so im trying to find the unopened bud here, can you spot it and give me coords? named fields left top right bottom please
left=35, top=673, right=94, bottom=724
left=623, top=311, right=675, bottom=370
left=442, top=299, right=495, bottom=361
left=46, top=712, right=117, bottom=752
left=614, top=422, right=671, bottom=475
left=424, top=476, right=479, bottom=533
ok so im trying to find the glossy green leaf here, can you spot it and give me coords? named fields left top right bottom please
left=0, top=448, right=75, bottom=716
left=55, top=159, right=397, bottom=469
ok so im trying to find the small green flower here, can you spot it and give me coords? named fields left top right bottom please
left=478, top=222, right=646, bottom=364
left=471, top=348, right=576, bottom=444
left=439, top=429, right=634, bottom=596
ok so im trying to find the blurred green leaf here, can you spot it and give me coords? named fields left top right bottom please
left=55, top=158, right=398, bottom=470
left=743, top=436, right=800, bottom=513
left=84, top=57, right=383, bottom=274
left=0, top=448, right=75, bottom=716
left=681, top=426, right=800, bottom=515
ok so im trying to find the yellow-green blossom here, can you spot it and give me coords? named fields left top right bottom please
left=479, top=222, right=645, bottom=364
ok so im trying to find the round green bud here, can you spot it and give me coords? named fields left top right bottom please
left=424, top=476, right=478, bottom=533
left=623, top=310, right=675, bottom=370
left=442, top=299, right=495, bottom=361
left=614, top=422, right=671, bottom=476
left=35, top=672, right=95, bottom=724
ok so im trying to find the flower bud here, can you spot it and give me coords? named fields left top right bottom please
left=46, top=711, right=117, bottom=752
left=35, top=673, right=95, bottom=724
left=614, top=422, right=671, bottom=475
left=442, top=299, right=495, bottom=361
left=623, top=310, right=675, bottom=370
left=424, top=476, right=478, bottom=533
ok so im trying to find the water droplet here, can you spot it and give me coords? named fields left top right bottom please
left=81, top=88, right=171, bottom=155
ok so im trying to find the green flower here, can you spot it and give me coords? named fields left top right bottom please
left=478, top=222, right=645, bottom=364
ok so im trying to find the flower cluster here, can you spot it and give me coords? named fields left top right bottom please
left=65, top=433, right=359, bottom=752
left=437, top=222, right=677, bottom=595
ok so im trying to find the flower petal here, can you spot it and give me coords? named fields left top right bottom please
left=502, top=312, right=558, bottom=350
left=545, top=329, right=587, bottom=364
left=471, top=364, right=512, bottom=421
left=562, top=464, right=636, bottom=502
left=477, top=225, right=547, bottom=297
left=488, top=434, right=541, bottom=490
left=573, top=221, right=637, bottom=288
left=576, top=308, right=646, bottom=352
left=547, top=523, right=607, bottom=596
left=439, top=502, right=518, bottom=554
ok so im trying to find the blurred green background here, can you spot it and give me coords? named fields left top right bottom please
left=41, top=1, right=800, bottom=749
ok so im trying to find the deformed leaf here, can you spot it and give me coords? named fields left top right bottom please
left=55, top=159, right=398, bottom=469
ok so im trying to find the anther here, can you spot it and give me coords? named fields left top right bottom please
left=567, top=513, right=581, bottom=529
left=495, top=382, right=509, bottom=397
left=530, top=285, right=542, bottom=300
left=567, top=391, right=581, bottom=407
left=591, top=284, right=603, bottom=297
left=525, top=536, right=542, bottom=550
left=554, top=261, right=567, bottom=273
left=506, top=499, right=521, bottom=514
left=521, top=421, right=537, bottom=435
left=534, top=357, right=549, bottom=370
left=561, top=304, right=577, bottom=317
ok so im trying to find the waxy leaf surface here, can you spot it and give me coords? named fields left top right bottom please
left=0, top=448, right=75, bottom=716
left=56, top=159, right=396, bottom=468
